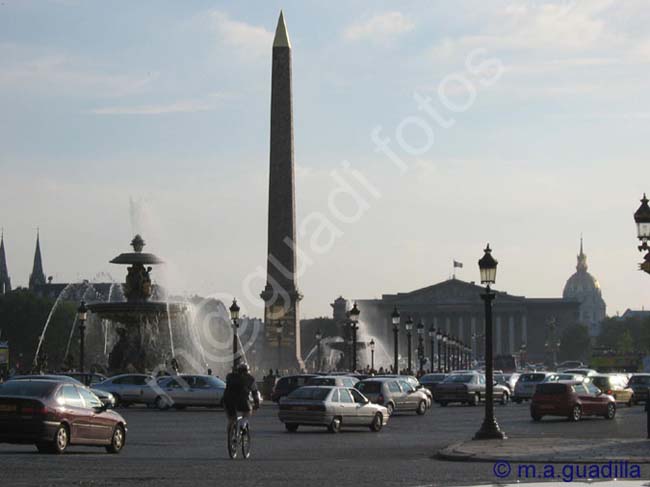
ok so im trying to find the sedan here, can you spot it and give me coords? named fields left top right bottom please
left=0, top=379, right=127, bottom=454
left=155, top=375, right=226, bottom=409
left=94, top=374, right=158, bottom=407
left=628, top=374, right=650, bottom=404
left=9, top=375, right=115, bottom=408
left=306, top=375, right=359, bottom=388
left=355, top=378, right=429, bottom=415
left=590, top=374, right=634, bottom=407
left=278, top=386, right=388, bottom=433
left=435, top=373, right=510, bottom=406
left=419, top=373, right=447, bottom=395
left=530, top=381, right=615, bottom=421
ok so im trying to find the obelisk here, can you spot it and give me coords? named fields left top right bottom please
left=261, top=11, right=303, bottom=371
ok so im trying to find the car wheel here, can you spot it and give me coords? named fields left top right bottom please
left=285, top=423, right=299, bottom=433
left=501, top=392, right=509, bottom=405
left=569, top=404, right=582, bottom=422
left=605, top=402, right=616, bottom=420
left=416, top=400, right=427, bottom=415
left=386, top=402, right=395, bottom=416
left=531, top=413, right=542, bottom=422
left=106, top=425, right=126, bottom=454
left=327, top=417, right=341, bottom=434
left=155, top=396, right=170, bottom=410
left=112, top=394, right=122, bottom=407
left=439, top=401, right=448, bottom=407
left=51, top=424, right=69, bottom=454
left=370, top=413, right=383, bottom=432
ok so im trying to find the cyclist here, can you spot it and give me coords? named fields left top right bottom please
left=223, top=362, right=260, bottom=433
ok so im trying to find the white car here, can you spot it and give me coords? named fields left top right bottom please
left=513, top=372, right=554, bottom=402
left=154, top=375, right=226, bottom=410
left=94, top=374, right=158, bottom=407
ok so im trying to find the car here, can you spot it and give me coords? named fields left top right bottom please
left=0, top=379, right=127, bottom=454
left=306, top=375, right=359, bottom=388
left=271, top=374, right=318, bottom=402
left=542, top=373, right=585, bottom=383
left=8, top=375, right=116, bottom=408
left=434, top=373, right=510, bottom=406
left=355, top=377, right=429, bottom=415
left=58, top=372, right=107, bottom=386
left=590, top=374, right=634, bottom=407
left=628, top=374, right=650, bottom=403
left=495, top=373, right=520, bottom=393
left=154, top=375, right=226, bottom=409
left=530, top=381, right=616, bottom=421
left=513, top=372, right=554, bottom=402
left=418, top=373, right=447, bottom=394
left=562, top=368, right=598, bottom=377
left=372, top=375, right=433, bottom=408
left=556, top=361, right=586, bottom=371
left=278, top=386, right=388, bottom=433
left=94, top=374, right=158, bottom=407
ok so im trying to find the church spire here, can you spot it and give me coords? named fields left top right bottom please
left=576, top=235, right=588, bottom=272
left=0, top=230, right=11, bottom=294
left=29, top=229, right=46, bottom=290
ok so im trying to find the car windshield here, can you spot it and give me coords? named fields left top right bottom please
left=443, top=374, right=475, bottom=383
left=308, top=378, right=336, bottom=386
left=556, top=374, right=577, bottom=381
left=0, top=381, right=58, bottom=398
left=207, top=376, right=226, bottom=387
left=629, top=376, right=650, bottom=385
left=287, top=387, right=331, bottom=401
left=421, top=374, right=445, bottom=382
left=520, top=374, right=546, bottom=382
left=536, top=383, right=568, bottom=395
left=356, top=382, right=381, bottom=394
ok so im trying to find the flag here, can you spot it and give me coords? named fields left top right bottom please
left=453, top=260, right=463, bottom=268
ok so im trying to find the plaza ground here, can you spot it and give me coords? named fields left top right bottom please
left=1, top=402, right=650, bottom=486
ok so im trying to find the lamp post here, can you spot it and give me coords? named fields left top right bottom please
left=436, top=330, right=443, bottom=372
left=428, top=324, right=435, bottom=373
left=229, top=298, right=240, bottom=370
left=405, top=316, right=414, bottom=374
left=450, top=337, right=457, bottom=371
left=77, top=301, right=88, bottom=374
left=276, top=321, right=284, bottom=371
left=442, top=334, right=449, bottom=372
left=474, top=244, right=507, bottom=440
left=417, top=320, right=425, bottom=375
left=369, top=338, right=375, bottom=371
left=349, top=302, right=360, bottom=372
left=315, top=329, right=322, bottom=372
left=391, top=306, right=400, bottom=374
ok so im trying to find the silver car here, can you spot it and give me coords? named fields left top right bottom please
left=513, top=372, right=554, bottom=402
left=155, top=375, right=226, bottom=410
left=94, top=374, right=158, bottom=407
left=355, top=378, right=429, bottom=415
left=278, top=386, right=388, bottom=433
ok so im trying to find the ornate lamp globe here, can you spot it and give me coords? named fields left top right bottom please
left=349, top=302, right=360, bottom=324
left=391, top=305, right=400, bottom=328
left=369, top=338, right=375, bottom=352
left=436, top=329, right=443, bottom=340
left=276, top=321, right=284, bottom=335
left=417, top=320, right=424, bottom=336
left=315, top=329, right=322, bottom=341
left=77, top=301, right=88, bottom=321
left=634, top=193, right=650, bottom=242
left=442, top=333, right=448, bottom=343
left=229, top=298, right=240, bottom=321
left=405, top=316, right=414, bottom=332
left=429, top=324, right=435, bottom=338
left=478, top=244, right=498, bottom=285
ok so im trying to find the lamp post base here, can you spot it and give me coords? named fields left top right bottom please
left=473, top=417, right=507, bottom=440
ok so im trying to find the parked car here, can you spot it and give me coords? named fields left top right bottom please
left=556, top=361, right=586, bottom=371
left=513, top=372, right=554, bottom=402
left=154, top=375, right=226, bottom=409
left=542, top=373, right=585, bottom=383
left=419, top=373, right=447, bottom=394
left=58, top=372, right=107, bottom=386
left=495, top=373, right=520, bottom=393
left=271, top=374, right=318, bottom=402
left=562, top=368, right=598, bottom=377
left=8, top=375, right=115, bottom=408
left=628, top=374, right=650, bottom=403
left=355, top=378, right=429, bottom=415
left=306, top=376, right=359, bottom=388
left=0, top=379, right=127, bottom=454
left=373, top=375, right=433, bottom=408
left=435, top=373, right=510, bottom=406
left=94, top=374, right=158, bottom=407
left=278, top=386, right=388, bottom=433
left=590, top=374, right=634, bottom=407
left=530, top=381, right=616, bottom=421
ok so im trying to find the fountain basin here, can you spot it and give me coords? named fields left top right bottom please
left=87, top=302, right=186, bottom=324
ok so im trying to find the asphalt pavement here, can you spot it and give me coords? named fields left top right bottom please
left=1, top=401, right=649, bottom=486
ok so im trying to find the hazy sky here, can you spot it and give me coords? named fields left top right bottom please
left=1, top=0, right=650, bottom=319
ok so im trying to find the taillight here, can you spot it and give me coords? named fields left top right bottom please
left=21, top=406, right=48, bottom=415
left=377, top=394, right=384, bottom=404
left=607, top=390, right=612, bottom=395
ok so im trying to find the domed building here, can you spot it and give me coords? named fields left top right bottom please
left=562, top=239, right=606, bottom=336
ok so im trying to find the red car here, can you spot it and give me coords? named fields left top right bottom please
left=0, top=379, right=127, bottom=454
left=530, top=381, right=616, bottom=422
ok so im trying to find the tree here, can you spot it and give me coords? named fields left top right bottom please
left=598, top=316, right=650, bottom=353
left=558, top=323, right=591, bottom=362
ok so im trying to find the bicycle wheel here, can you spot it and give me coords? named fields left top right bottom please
left=241, top=425, right=251, bottom=459
left=227, top=422, right=239, bottom=459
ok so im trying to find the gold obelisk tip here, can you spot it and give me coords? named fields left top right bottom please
left=273, top=10, right=291, bottom=48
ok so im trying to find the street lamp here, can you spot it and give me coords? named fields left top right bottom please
left=349, top=302, right=360, bottom=372
left=369, top=338, right=375, bottom=371
left=77, top=301, right=88, bottom=374
left=474, top=244, right=507, bottom=440
left=315, top=329, right=322, bottom=372
left=276, top=321, right=284, bottom=371
left=417, top=320, right=425, bottom=375
left=405, top=316, right=414, bottom=374
left=436, top=329, right=443, bottom=372
left=391, top=306, right=400, bottom=374
left=229, top=298, right=240, bottom=370
left=442, top=333, right=449, bottom=372
left=428, top=324, right=436, bottom=373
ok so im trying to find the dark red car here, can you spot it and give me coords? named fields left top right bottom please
left=0, top=379, right=127, bottom=454
left=530, top=381, right=616, bottom=422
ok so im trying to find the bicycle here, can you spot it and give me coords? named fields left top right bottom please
left=227, top=415, right=251, bottom=459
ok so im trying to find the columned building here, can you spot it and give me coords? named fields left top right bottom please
left=346, top=278, right=579, bottom=365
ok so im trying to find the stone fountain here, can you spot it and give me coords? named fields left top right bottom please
left=88, top=235, right=185, bottom=372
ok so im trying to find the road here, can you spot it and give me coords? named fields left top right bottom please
left=1, top=401, right=649, bottom=486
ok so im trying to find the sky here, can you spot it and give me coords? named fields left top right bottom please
left=1, top=0, right=650, bottom=319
